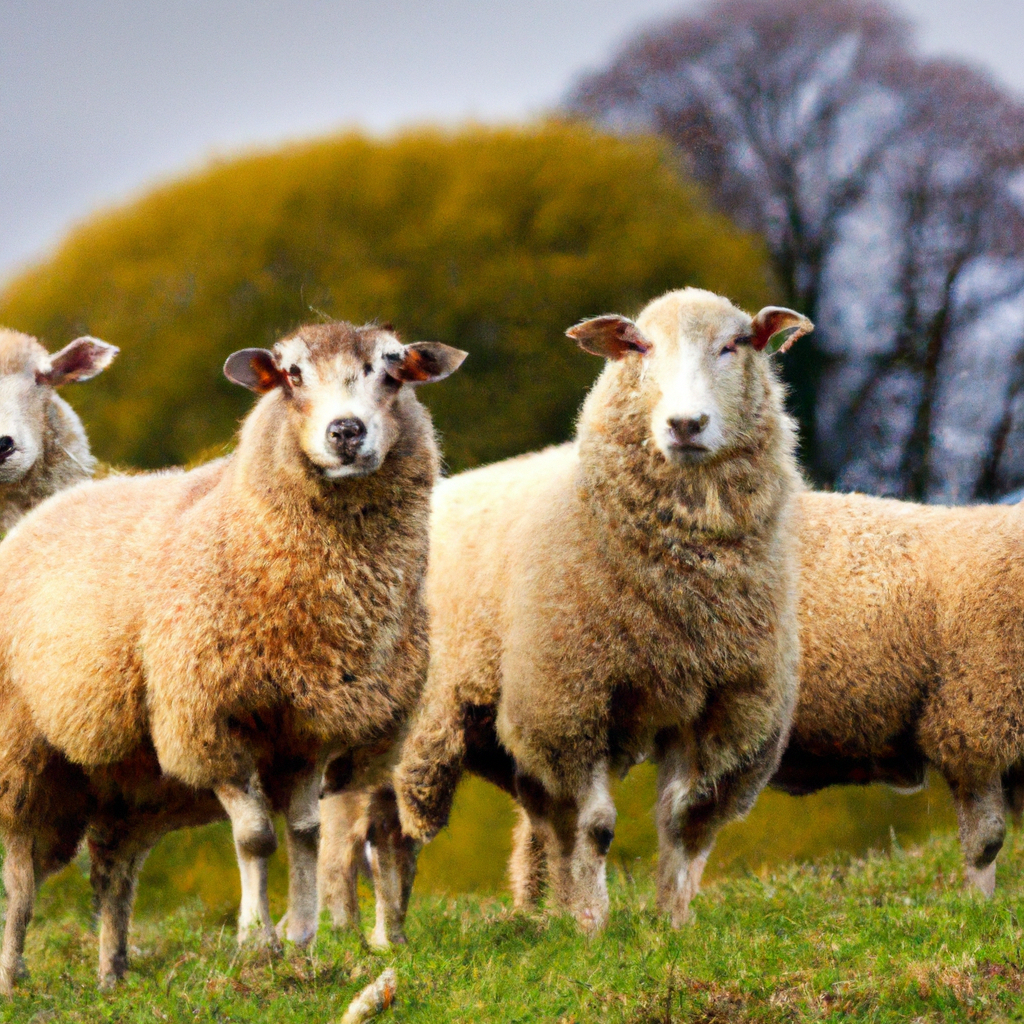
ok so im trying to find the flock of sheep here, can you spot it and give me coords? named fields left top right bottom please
left=0, top=286, right=1021, bottom=996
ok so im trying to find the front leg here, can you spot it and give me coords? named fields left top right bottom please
left=655, top=723, right=785, bottom=927
left=509, top=806, right=547, bottom=910
left=216, top=774, right=280, bottom=949
left=516, top=761, right=616, bottom=932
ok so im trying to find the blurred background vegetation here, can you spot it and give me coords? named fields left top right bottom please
left=0, top=120, right=963, bottom=915
left=0, top=122, right=770, bottom=472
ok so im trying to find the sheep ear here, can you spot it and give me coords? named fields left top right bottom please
left=385, top=342, right=468, bottom=384
left=566, top=315, right=651, bottom=359
left=224, top=348, right=286, bottom=393
left=37, top=337, right=119, bottom=386
left=749, top=307, right=814, bottom=354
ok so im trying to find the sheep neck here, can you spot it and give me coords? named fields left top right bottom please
left=575, top=359, right=800, bottom=606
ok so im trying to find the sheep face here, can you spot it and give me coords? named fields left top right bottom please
left=0, top=331, right=118, bottom=485
left=224, top=322, right=466, bottom=479
left=568, top=289, right=812, bottom=465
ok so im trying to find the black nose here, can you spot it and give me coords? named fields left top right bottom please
left=327, top=418, right=367, bottom=453
left=0, top=436, right=14, bottom=464
left=668, top=415, right=709, bottom=444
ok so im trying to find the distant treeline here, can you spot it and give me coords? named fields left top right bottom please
left=0, top=124, right=772, bottom=472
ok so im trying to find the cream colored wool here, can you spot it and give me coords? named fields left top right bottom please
left=393, top=288, right=807, bottom=931
left=0, top=320, right=464, bottom=992
left=775, top=489, right=1024, bottom=894
left=0, top=329, right=117, bottom=534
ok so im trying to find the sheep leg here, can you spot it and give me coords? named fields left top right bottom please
left=654, top=727, right=705, bottom=928
left=89, top=833, right=148, bottom=989
left=319, top=790, right=369, bottom=932
left=0, top=833, right=34, bottom=995
left=518, top=762, right=615, bottom=932
left=509, top=805, right=546, bottom=910
left=215, top=776, right=280, bottom=949
left=275, top=766, right=322, bottom=947
left=655, top=724, right=783, bottom=928
left=394, top=699, right=468, bottom=842
left=366, top=786, right=418, bottom=948
left=952, top=777, right=1006, bottom=897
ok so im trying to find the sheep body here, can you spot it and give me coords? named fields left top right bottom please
left=0, top=321, right=463, bottom=990
left=775, top=488, right=1024, bottom=891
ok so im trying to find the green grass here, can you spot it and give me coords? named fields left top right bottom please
left=7, top=830, right=1024, bottom=1023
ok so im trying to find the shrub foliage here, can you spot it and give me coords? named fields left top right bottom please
left=0, top=124, right=771, bottom=470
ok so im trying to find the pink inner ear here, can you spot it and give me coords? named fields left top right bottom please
left=44, top=344, right=98, bottom=383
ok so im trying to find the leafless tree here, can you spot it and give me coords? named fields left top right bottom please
left=570, top=0, right=1024, bottom=500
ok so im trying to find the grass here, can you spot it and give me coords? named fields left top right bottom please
left=6, top=829, right=1024, bottom=1023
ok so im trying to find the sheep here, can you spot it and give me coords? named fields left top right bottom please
left=771, top=489, right=1024, bottom=896
left=0, top=329, right=118, bottom=534
left=503, top=488, right=1024, bottom=903
left=390, top=287, right=811, bottom=931
left=0, top=320, right=465, bottom=992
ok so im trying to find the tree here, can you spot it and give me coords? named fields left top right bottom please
left=0, top=124, right=771, bottom=472
left=570, top=0, right=1024, bottom=499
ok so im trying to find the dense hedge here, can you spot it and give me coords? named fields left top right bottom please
left=0, top=123, right=772, bottom=470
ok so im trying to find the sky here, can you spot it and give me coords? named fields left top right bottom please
left=2, top=0, right=1024, bottom=286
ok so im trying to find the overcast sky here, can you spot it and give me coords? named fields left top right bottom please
left=2, top=0, right=1023, bottom=285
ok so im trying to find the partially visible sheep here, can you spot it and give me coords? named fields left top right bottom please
left=393, top=288, right=810, bottom=931
left=0, top=321, right=465, bottom=992
left=0, top=329, right=118, bottom=533
left=773, top=489, right=1024, bottom=896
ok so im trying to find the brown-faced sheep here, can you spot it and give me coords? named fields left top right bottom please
left=0, top=321, right=465, bottom=993
left=0, top=329, right=118, bottom=534
left=390, top=288, right=810, bottom=931
left=772, top=489, right=1024, bottom=896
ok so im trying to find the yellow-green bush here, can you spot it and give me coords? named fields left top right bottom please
left=0, top=123, right=772, bottom=469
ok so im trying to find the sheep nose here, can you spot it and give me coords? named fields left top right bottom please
left=0, top=436, right=14, bottom=464
left=327, top=418, right=367, bottom=453
left=668, top=415, right=709, bottom=443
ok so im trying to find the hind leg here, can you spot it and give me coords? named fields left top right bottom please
left=277, top=765, right=322, bottom=947
left=509, top=806, right=546, bottom=910
left=0, top=834, right=35, bottom=995
left=951, top=777, right=1005, bottom=897
left=88, top=829, right=149, bottom=989
left=366, top=786, right=418, bottom=949
left=319, top=790, right=369, bottom=933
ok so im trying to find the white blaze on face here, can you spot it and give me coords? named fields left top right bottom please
left=0, top=369, right=46, bottom=484
left=638, top=299, right=752, bottom=463
left=277, top=332, right=405, bottom=478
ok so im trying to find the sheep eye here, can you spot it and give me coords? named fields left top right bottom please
left=363, top=362, right=374, bottom=376
left=719, top=341, right=738, bottom=357
left=287, top=364, right=302, bottom=384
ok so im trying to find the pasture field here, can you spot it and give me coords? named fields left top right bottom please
left=5, top=829, right=1024, bottom=1023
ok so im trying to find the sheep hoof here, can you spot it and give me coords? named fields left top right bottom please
left=368, top=927, right=406, bottom=950
left=966, top=862, right=997, bottom=897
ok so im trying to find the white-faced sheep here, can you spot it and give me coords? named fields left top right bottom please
left=0, top=329, right=118, bottom=534
left=389, top=287, right=811, bottom=931
left=0, top=320, right=465, bottom=993
left=503, top=488, right=1024, bottom=904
